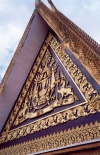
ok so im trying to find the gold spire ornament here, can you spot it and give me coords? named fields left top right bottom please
left=47, top=0, right=57, bottom=12
left=35, top=0, right=41, bottom=8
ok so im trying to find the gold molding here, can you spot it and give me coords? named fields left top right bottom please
left=0, top=121, right=100, bottom=155
left=0, top=32, right=100, bottom=144
left=37, top=2, right=100, bottom=84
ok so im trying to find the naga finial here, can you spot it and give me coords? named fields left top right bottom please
left=47, top=0, right=57, bottom=12
left=35, top=0, right=41, bottom=8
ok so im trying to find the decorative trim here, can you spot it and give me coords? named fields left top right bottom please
left=0, top=32, right=100, bottom=144
left=0, top=10, right=36, bottom=95
left=49, top=34, right=100, bottom=101
left=37, top=2, right=100, bottom=84
left=0, top=121, right=100, bottom=155
left=47, top=0, right=57, bottom=12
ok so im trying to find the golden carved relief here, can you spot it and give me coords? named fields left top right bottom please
left=49, top=34, right=100, bottom=102
left=1, top=33, right=53, bottom=133
left=0, top=32, right=100, bottom=144
left=0, top=121, right=100, bottom=155
left=14, top=48, right=77, bottom=126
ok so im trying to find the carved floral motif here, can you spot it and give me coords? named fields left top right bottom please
left=0, top=121, right=100, bottom=155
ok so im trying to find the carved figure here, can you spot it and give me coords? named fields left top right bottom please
left=67, top=110, right=75, bottom=120
left=75, top=70, right=83, bottom=84
left=74, top=106, right=87, bottom=117
left=70, top=64, right=78, bottom=77
left=57, top=72, right=73, bottom=99
left=33, top=122, right=40, bottom=132
left=13, top=47, right=78, bottom=126
left=46, top=117, right=55, bottom=126
left=60, top=73, right=67, bottom=87
left=31, top=80, right=38, bottom=101
left=40, top=120, right=47, bottom=129
left=50, top=66, right=56, bottom=89
left=18, top=101, right=29, bottom=118
left=57, top=86, right=73, bottom=99
left=50, top=66, right=58, bottom=99
left=85, top=84, right=98, bottom=100
left=67, top=61, right=74, bottom=70
left=88, top=96, right=100, bottom=113
left=62, top=111, right=67, bottom=119
left=13, top=131, right=18, bottom=139
left=56, top=113, right=65, bottom=124
left=80, top=75, right=88, bottom=92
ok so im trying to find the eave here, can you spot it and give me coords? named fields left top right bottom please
left=37, top=1, right=100, bottom=84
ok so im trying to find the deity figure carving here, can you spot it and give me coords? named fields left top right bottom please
left=14, top=49, right=78, bottom=125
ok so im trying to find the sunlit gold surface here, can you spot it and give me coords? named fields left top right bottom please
left=0, top=32, right=100, bottom=145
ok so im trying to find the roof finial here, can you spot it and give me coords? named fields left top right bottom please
left=35, top=0, right=41, bottom=8
left=48, top=0, right=57, bottom=12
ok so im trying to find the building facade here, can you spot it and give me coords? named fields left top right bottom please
left=0, top=0, right=100, bottom=154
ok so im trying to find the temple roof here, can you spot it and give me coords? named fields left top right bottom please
left=0, top=0, right=100, bottom=133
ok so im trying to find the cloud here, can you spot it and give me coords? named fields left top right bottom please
left=55, top=0, right=100, bottom=43
left=0, top=0, right=34, bottom=81
left=0, top=0, right=100, bottom=81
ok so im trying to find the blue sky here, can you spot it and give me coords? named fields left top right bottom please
left=0, top=0, right=100, bottom=81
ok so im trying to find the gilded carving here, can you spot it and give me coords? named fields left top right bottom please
left=87, top=96, right=100, bottom=114
left=38, top=2, right=100, bottom=83
left=0, top=32, right=100, bottom=144
left=49, top=34, right=100, bottom=101
left=14, top=49, right=77, bottom=126
left=0, top=122, right=100, bottom=155
left=74, top=105, right=87, bottom=117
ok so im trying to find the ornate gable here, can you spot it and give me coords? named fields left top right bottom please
left=0, top=30, right=100, bottom=155
left=0, top=1, right=100, bottom=155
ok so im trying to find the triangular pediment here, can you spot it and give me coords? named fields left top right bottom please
left=0, top=31, right=100, bottom=146
left=0, top=1, right=100, bottom=154
left=11, top=38, right=86, bottom=129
